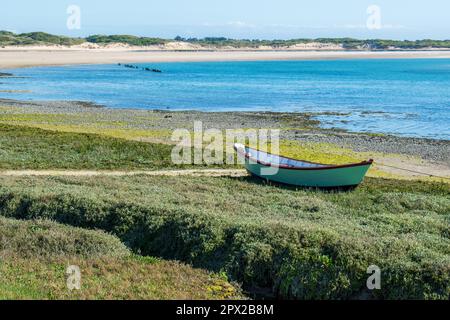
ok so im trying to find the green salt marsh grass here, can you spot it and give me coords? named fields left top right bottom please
left=0, top=216, right=243, bottom=300
left=0, top=175, right=448, bottom=299
left=0, top=124, right=190, bottom=170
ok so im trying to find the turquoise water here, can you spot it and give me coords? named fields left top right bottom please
left=2, top=59, right=450, bottom=139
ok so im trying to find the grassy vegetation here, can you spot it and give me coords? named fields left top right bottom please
left=0, top=257, right=241, bottom=299
left=1, top=30, right=450, bottom=49
left=0, top=216, right=129, bottom=259
left=0, top=124, right=187, bottom=170
left=0, top=216, right=243, bottom=299
left=85, top=34, right=168, bottom=46
left=179, top=37, right=450, bottom=49
left=0, top=31, right=84, bottom=46
left=0, top=174, right=447, bottom=299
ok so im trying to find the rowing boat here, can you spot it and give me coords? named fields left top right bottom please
left=234, top=143, right=373, bottom=188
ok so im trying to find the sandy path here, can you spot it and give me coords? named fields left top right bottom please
left=1, top=165, right=448, bottom=180
left=0, top=166, right=448, bottom=183
left=374, top=157, right=450, bottom=179
left=0, top=169, right=248, bottom=177
left=2, top=50, right=450, bottom=69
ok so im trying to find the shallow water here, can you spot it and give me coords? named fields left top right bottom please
left=2, top=59, right=450, bottom=139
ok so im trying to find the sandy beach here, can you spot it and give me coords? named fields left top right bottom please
left=2, top=48, right=450, bottom=69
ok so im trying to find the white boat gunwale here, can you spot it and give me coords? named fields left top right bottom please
left=234, top=143, right=373, bottom=171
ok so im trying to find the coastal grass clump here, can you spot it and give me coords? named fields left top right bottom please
left=0, top=257, right=241, bottom=300
left=0, top=124, right=239, bottom=169
left=0, top=216, right=129, bottom=259
left=0, top=175, right=448, bottom=299
left=0, top=216, right=243, bottom=300
left=0, top=124, right=180, bottom=170
left=85, top=34, right=168, bottom=46
left=0, top=31, right=84, bottom=46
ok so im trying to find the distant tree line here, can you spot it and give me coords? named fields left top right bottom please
left=0, top=31, right=84, bottom=46
left=176, top=36, right=450, bottom=49
left=85, top=34, right=168, bottom=46
left=1, top=31, right=449, bottom=49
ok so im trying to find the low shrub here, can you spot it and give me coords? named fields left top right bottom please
left=0, top=175, right=448, bottom=299
left=0, top=216, right=130, bottom=259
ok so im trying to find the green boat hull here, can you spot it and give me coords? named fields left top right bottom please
left=235, top=143, right=373, bottom=188
left=244, top=159, right=372, bottom=188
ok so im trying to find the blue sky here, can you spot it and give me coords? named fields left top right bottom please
left=1, top=0, right=449, bottom=40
